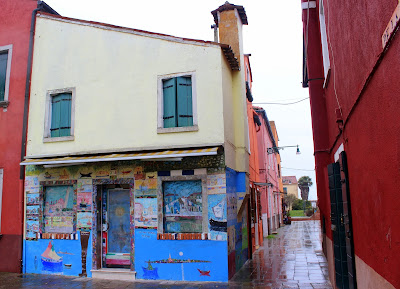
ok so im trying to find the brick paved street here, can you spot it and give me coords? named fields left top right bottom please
left=0, top=221, right=331, bottom=288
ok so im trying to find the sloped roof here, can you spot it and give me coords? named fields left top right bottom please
left=282, top=176, right=298, bottom=185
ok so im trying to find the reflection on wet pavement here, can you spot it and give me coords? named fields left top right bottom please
left=0, top=221, right=331, bottom=288
left=230, top=220, right=332, bottom=288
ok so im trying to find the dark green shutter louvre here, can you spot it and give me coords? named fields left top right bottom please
left=176, top=76, right=193, bottom=127
left=163, top=78, right=177, bottom=128
left=51, top=94, right=62, bottom=137
left=0, top=52, right=8, bottom=102
left=51, top=93, right=72, bottom=137
left=59, top=93, right=72, bottom=136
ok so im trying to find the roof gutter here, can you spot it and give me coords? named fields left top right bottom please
left=254, top=108, right=278, bottom=150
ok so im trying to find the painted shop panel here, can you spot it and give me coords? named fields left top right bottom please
left=135, top=229, right=228, bottom=282
left=24, top=232, right=92, bottom=277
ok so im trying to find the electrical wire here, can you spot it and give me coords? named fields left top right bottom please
left=281, top=167, right=315, bottom=172
left=253, top=97, right=309, bottom=105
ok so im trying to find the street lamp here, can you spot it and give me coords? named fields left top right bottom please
left=267, top=145, right=301, bottom=155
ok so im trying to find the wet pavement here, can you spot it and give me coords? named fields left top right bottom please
left=0, top=221, right=331, bottom=288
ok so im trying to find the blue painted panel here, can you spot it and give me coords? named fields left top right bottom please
left=108, top=189, right=130, bottom=253
left=135, top=229, right=228, bottom=282
left=236, top=172, right=246, bottom=193
left=24, top=232, right=92, bottom=277
left=208, top=194, right=227, bottom=241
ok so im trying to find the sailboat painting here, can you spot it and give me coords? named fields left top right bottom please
left=41, top=241, right=63, bottom=274
left=208, top=194, right=227, bottom=240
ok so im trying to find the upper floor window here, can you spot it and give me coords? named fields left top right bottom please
left=157, top=72, right=198, bottom=133
left=44, top=88, right=75, bottom=142
left=319, top=0, right=331, bottom=82
left=0, top=45, right=13, bottom=107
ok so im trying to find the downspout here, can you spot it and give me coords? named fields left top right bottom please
left=20, top=4, right=40, bottom=273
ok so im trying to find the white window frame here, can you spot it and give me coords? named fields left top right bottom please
left=0, top=169, right=3, bottom=233
left=157, top=71, right=198, bottom=134
left=319, top=0, right=331, bottom=84
left=43, top=87, right=76, bottom=142
left=0, top=44, right=13, bottom=107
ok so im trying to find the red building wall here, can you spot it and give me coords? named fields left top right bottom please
left=0, top=0, right=37, bottom=272
left=302, top=0, right=400, bottom=287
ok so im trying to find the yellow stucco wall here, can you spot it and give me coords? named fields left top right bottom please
left=27, top=15, right=227, bottom=157
left=284, top=184, right=299, bottom=199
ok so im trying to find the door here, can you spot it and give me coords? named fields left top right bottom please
left=339, top=152, right=357, bottom=289
left=328, top=151, right=357, bottom=289
left=104, top=189, right=130, bottom=268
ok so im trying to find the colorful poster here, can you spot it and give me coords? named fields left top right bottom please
left=207, top=174, right=226, bottom=187
left=163, top=180, right=202, bottom=233
left=135, top=178, right=157, bottom=197
left=25, top=187, right=40, bottom=194
left=27, top=205, right=39, bottom=215
left=117, top=167, right=135, bottom=179
left=208, top=194, right=227, bottom=240
left=77, top=212, right=92, bottom=229
left=25, top=176, right=39, bottom=188
left=93, top=163, right=111, bottom=179
left=26, top=220, right=39, bottom=232
left=44, top=185, right=74, bottom=233
left=134, top=198, right=157, bottom=228
left=27, top=193, right=40, bottom=205
left=77, top=193, right=91, bottom=211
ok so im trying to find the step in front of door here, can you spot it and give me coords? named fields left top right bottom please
left=91, top=268, right=136, bottom=281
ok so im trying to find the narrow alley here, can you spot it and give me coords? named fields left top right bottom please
left=0, top=221, right=332, bottom=289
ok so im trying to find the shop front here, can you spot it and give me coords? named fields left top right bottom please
left=22, top=148, right=232, bottom=281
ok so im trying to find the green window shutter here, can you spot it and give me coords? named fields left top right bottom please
left=0, top=52, right=8, bottom=102
left=176, top=76, right=193, bottom=127
left=163, top=78, right=177, bottom=128
left=59, top=93, right=72, bottom=137
left=51, top=93, right=72, bottom=137
left=50, top=94, right=62, bottom=137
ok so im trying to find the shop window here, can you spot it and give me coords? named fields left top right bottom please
left=162, top=179, right=203, bottom=233
left=43, top=185, right=75, bottom=233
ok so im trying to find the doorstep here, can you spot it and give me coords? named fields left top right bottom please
left=91, top=268, right=136, bottom=281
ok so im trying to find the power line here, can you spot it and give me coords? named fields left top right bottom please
left=253, top=97, right=309, bottom=105
left=281, top=166, right=315, bottom=172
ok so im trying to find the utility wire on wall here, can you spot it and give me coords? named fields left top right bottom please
left=281, top=167, right=315, bottom=171
left=253, top=97, right=309, bottom=105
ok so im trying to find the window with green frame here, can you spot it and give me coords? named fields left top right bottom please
left=50, top=93, right=72, bottom=137
left=162, top=76, right=193, bottom=128
left=0, top=51, right=8, bottom=102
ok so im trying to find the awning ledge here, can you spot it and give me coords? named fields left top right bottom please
left=21, top=147, right=220, bottom=166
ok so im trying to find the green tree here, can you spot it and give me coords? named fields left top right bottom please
left=284, top=194, right=297, bottom=210
left=298, top=176, right=313, bottom=202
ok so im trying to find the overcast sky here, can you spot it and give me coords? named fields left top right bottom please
left=43, top=0, right=317, bottom=200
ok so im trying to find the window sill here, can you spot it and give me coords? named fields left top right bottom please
left=157, top=125, right=198, bottom=134
left=43, top=136, right=75, bottom=143
left=0, top=101, right=9, bottom=108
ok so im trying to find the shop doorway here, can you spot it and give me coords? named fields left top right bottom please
left=101, top=187, right=130, bottom=268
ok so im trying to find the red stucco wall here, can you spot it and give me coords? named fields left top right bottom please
left=303, top=0, right=400, bottom=287
left=0, top=0, right=37, bottom=272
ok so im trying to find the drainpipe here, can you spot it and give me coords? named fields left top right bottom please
left=20, top=3, right=41, bottom=273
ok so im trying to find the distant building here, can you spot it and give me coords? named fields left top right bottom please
left=282, top=176, right=299, bottom=199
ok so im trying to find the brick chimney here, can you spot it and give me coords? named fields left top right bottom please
left=211, top=2, right=248, bottom=69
